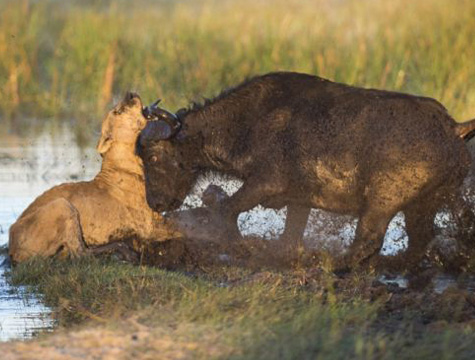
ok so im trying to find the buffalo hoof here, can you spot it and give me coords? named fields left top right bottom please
left=274, top=238, right=304, bottom=262
left=333, top=252, right=376, bottom=276
left=333, top=264, right=352, bottom=278
left=331, top=254, right=354, bottom=276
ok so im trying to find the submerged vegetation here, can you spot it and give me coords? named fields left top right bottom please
left=1, top=0, right=475, bottom=137
left=7, top=257, right=475, bottom=359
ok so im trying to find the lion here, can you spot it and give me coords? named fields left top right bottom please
left=9, top=93, right=182, bottom=263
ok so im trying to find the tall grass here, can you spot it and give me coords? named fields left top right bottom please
left=0, top=0, right=474, bottom=132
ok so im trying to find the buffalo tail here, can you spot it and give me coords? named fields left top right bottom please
left=455, top=118, right=475, bottom=142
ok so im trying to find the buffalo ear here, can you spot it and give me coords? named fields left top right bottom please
left=141, top=119, right=176, bottom=141
left=155, top=120, right=174, bottom=139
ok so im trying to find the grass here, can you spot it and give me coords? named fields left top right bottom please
left=1, top=0, right=475, bottom=140
left=7, top=256, right=475, bottom=359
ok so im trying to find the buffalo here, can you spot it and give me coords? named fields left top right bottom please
left=138, top=72, right=475, bottom=269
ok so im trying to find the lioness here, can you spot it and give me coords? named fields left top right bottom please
left=9, top=93, right=181, bottom=263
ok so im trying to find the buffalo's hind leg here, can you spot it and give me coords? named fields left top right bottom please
left=342, top=207, right=396, bottom=271
left=340, top=170, right=430, bottom=272
left=451, top=194, right=475, bottom=249
left=404, top=200, right=439, bottom=270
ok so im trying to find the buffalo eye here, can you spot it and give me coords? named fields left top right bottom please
left=150, top=155, right=159, bottom=163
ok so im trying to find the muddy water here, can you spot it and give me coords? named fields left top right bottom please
left=0, top=124, right=100, bottom=341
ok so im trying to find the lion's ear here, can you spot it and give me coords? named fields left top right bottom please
left=97, top=116, right=113, bottom=155
left=97, top=134, right=112, bottom=155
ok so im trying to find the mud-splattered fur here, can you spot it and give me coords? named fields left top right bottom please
left=139, top=71, right=475, bottom=270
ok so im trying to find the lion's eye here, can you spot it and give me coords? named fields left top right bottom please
left=150, top=155, right=158, bottom=163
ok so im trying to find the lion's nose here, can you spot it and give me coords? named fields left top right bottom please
left=123, top=92, right=141, bottom=108
left=127, top=92, right=138, bottom=101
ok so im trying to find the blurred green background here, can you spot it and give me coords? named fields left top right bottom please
left=1, top=0, right=474, bottom=143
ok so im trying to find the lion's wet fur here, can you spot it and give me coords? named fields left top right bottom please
left=9, top=94, right=181, bottom=263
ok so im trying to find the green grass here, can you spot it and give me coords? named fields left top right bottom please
left=1, top=0, right=475, bottom=138
left=8, top=257, right=475, bottom=359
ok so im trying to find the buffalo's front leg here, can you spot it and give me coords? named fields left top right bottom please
left=213, top=178, right=286, bottom=241
left=280, top=205, right=311, bottom=251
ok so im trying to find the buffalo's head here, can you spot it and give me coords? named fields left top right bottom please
left=138, top=101, right=201, bottom=212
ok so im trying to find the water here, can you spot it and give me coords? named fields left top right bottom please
left=186, top=175, right=409, bottom=255
left=0, top=124, right=100, bottom=341
left=432, top=274, right=475, bottom=294
left=378, top=273, right=475, bottom=294
left=0, top=263, right=53, bottom=341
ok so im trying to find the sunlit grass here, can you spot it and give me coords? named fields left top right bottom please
left=1, top=0, right=474, bottom=134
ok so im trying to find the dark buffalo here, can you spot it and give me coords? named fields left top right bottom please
left=138, top=72, right=475, bottom=269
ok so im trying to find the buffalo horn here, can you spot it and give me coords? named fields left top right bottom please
left=151, top=99, right=161, bottom=108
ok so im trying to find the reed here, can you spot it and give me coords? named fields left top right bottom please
left=0, top=0, right=474, bottom=133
